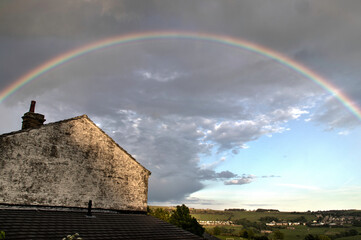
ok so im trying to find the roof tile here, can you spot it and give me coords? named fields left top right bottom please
left=0, top=208, right=203, bottom=240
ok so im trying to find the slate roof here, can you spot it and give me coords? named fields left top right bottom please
left=0, top=207, right=204, bottom=240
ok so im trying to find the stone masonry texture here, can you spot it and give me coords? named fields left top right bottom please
left=0, top=115, right=151, bottom=211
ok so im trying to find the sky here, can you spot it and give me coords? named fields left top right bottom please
left=0, top=0, right=361, bottom=212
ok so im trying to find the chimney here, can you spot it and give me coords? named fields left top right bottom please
left=21, top=101, right=46, bottom=130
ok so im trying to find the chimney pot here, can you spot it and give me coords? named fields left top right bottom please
left=29, top=100, right=36, bottom=113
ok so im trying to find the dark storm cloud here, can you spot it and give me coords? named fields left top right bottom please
left=1, top=0, right=361, bottom=202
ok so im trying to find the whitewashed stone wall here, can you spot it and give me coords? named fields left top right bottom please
left=0, top=115, right=150, bottom=211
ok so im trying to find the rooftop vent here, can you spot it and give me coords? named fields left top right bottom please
left=21, top=100, right=46, bottom=130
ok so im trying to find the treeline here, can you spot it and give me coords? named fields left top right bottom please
left=312, top=210, right=361, bottom=217
left=256, top=209, right=280, bottom=212
left=259, top=216, right=308, bottom=223
left=225, top=208, right=246, bottom=212
left=190, top=208, right=226, bottom=215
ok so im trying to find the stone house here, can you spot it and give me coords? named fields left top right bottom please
left=0, top=101, right=151, bottom=212
left=0, top=102, right=204, bottom=239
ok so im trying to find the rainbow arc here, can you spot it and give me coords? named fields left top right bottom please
left=0, top=31, right=360, bottom=121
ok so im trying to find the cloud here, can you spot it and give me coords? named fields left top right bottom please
left=224, top=174, right=281, bottom=186
left=261, top=175, right=281, bottom=178
left=137, top=69, right=182, bottom=82
left=0, top=38, right=319, bottom=201
left=199, top=169, right=238, bottom=180
left=224, top=175, right=256, bottom=185
left=203, top=117, right=290, bottom=153
left=200, top=156, right=226, bottom=169
left=338, top=130, right=349, bottom=136
left=311, top=96, right=361, bottom=130
left=1, top=0, right=361, bottom=204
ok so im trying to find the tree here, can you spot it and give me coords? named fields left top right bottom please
left=304, top=234, right=331, bottom=240
left=169, top=204, right=205, bottom=237
left=304, top=234, right=317, bottom=240
left=240, top=229, right=249, bottom=238
left=273, top=230, right=284, bottom=240
left=239, top=229, right=254, bottom=239
left=212, top=226, right=221, bottom=235
left=317, top=235, right=331, bottom=240
left=259, top=216, right=279, bottom=222
left=348, top=229, right=358, bottom=236
left=291, top=216, right=308, bottom=223
left=148, top=207, right=171, bottom=222
left=254, top=236, right=269, bottom=240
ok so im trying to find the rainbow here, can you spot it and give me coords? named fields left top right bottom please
left=1, top=31, right=360, bottom=120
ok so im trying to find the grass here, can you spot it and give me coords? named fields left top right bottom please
left=337, top=236, right=361, bottom=240
left=279, top=226, right=361, bottom=240
left=192, top=210, right=316, bottom=222
left=150, top=207, right=361, bottom=240
left=202, top=219, right=361, bottom=240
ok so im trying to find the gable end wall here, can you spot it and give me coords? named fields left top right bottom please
left=0, top=117, right=150, bottom=211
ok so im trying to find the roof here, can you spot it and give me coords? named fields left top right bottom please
left=0, top=114, right=150, bottom=175
left=0, top=207, right=203, bottom=240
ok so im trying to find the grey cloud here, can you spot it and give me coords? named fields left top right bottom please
left=311, top=97, right=361, bottom=130
left=0, top=37, right=336, bottom=201
left=199, top=169, right=238, bottom=181
left=203, top=118, right=288, bottom=153
left=1, top=0, right=361, bottom=203
left=224, top=175, right=255, bottom=185
left=224, top=174, right=281, bottom=185
left=261, top=175, right=281, bottom=178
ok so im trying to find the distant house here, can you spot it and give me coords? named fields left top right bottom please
left=0, top=101, right=203, bottom=240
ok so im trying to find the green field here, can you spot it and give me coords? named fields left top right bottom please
left=149, top=206, right=361, bottom=239
left=203, top=225, right=361, bottom=240
left=191, top=210, right=316, bottom=222
left=280, top=226, right=361, bottom=239
left=338, top=236, right=361, bottom=240
left=190, top=209, right=361, bottom=239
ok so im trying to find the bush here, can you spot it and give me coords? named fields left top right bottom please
left=212, top=226, right=221, bottom=235
left=259, top=217, right=279, bottom=223
left=62, top=233, right=82, bottom=240
left=272, top=230, right=284, bottom=240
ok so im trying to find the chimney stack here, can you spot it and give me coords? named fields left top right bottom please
left=21, top=100, right=46, bottom=130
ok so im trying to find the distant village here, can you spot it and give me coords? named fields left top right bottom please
left=310, top=214, right=361, bottom=227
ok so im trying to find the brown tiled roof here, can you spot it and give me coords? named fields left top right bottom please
left=0, top=208, right=203, bottom=240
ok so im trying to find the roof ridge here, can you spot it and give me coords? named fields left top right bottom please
left=0, top=114, right=151, bottom=174
left=0, top=114, right=88, bottom=138
left=83, top=116, right=151, bottom=175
